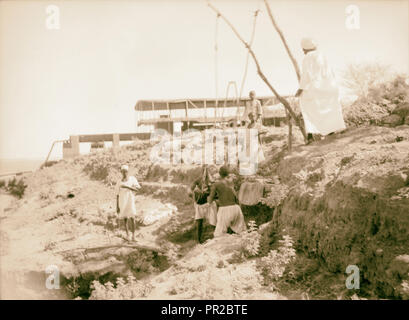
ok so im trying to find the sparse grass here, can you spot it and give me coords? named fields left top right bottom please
left=167, top=185, right=192, bottom=206
left=170, top=166, right=202, bottom=184
left=41, top=160, right=59, bottom=169
left=62, top=271, right=125, bottom=299
left=83, top=160, right=109, bottom=181
left=306, top=169, right=325, bottom=187
left=145, top=165, right=169, bottom=182
left=125, top=249, right=169, bottom=275
left=5, top=177, right=27, bottom=199
left=89, top=275, right=154, bottom=300
left=44, top=241, right=57, bottom=251
left=63, top=248, right=168, bottom=300
left=340, top=155, right=355, bottom=167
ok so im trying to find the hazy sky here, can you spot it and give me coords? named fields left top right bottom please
left=0, top=0, right=408, bottom=159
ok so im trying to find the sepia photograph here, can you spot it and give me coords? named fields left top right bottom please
left=0, top=0, right=408, bottom=305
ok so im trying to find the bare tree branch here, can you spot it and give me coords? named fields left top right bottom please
left=264, top=0, right=301, bottom=82
left=264, top=0, right=301, bottom=150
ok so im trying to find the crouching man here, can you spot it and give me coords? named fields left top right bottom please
left=116, top=164, right=141, bottom=242
left=208, top=166, right=247, bottom=237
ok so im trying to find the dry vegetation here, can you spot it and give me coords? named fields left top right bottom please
left=342, top=64, right=409, bottom=127
left=1, top=66, right=409, bottom=300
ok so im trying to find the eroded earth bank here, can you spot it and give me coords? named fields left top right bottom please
left=1, top=125, right=408, bottom=299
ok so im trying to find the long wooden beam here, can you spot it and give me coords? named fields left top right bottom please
left=264, top=0, right=301, bottom=82
left=135, top=96, right=282, bottom=111
left=78, top=133, right=150, bottom=143
left=264, top=0, right=302, bottom=148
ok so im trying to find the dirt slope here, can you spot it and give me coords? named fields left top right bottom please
left=0, top=155, right=174, bottom=299
left=1, top=125, right=408, bottom=299
left=260, top=125, right=409, bottom=298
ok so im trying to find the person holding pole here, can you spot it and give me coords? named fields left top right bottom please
left=295, top=38, right=346, bottom=144
left=190, top=165, right=218, bottom=244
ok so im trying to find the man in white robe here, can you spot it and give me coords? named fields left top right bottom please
left=295, top=38, right=346, bottom=143
left=116, top=164, right=141, bottom=241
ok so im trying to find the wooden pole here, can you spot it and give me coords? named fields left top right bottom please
left=264, top=0, right=303, bottom=149
left=286, top=109, right=292, bottom=150
left=207, top=1, right=307, bottom=141
left=44, top=140, right=64, bottom=165
left=264, top=0, right=301, bottom=82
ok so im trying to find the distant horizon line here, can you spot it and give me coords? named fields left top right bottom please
left=0, top=157, right=53, bottom=161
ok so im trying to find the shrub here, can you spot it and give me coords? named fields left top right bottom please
left=167, top=186, right=192, bottom=206
left=145, top=165, right=169, bottom=182
left=258, top=221, right=281, bottom=257
left=257, top=235, right=296, bottom=285
left=126, top=250, right=160, bottom=275
left=89, top=275, right=153, bottom=300
left=90, top=165, right=109, bottom=181
left=90, top=141, right=104, bottom=149
left=241, top=203, right=275, bottom=227
left=126, top=140, right=153, bottom=152
left=369, top=74, right=409, bottom=106
left=83, top=159, right=109, bottom=182
left=170, top=166, right=202, bottom=185
left=6, top=177, right=27, bottom=199
left=240, top=220, right=261, bottom=258
left=342, top=63, right=392, bottom=99
left=344, top=100, right=390, bottom=126
left=342, top=70, right=409, bottom=126
left=0, top=179, right=5, bottom=189
left=229, top=220, right=262, bottom=263
left=400, top=280, right=409, bottom=300
left=260, top=184, right=290, bottom=208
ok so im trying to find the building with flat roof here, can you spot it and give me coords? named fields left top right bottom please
left=134, top=96, right=289, bottom=133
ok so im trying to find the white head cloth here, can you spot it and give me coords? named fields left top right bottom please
left=301, top=38, right=317, bottom=50
left=121, top=165, right=129, bottom=171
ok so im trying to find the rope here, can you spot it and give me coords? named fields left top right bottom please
left=239, top=10, right=259, bottom=99
left=222, top=80, right=238, bottom=119
left=214, top=6, right=259, bottom=122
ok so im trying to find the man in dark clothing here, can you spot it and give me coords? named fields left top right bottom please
left=190, top=165, right=217, bottom=243
left=208, top=166, right=247, bottom=237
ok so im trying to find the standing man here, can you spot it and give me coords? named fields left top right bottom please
left=116, top=164, right=141, bottom=242
left=243, top=90, right=263, bottom=128
left=295, top=38, right=346, bottom=144
left=190, top=165, right=218, bottom=244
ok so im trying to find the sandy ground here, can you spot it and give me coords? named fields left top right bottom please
left=143, top=233, right=285, bottom=300
left=0, top=161, right=175, bottom=299
left=0, top=142, right=286, bottom=300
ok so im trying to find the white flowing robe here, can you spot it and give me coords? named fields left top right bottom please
left=299, top=50, right=346, bottom=135
left=116, top=176, right=141, bottom=219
